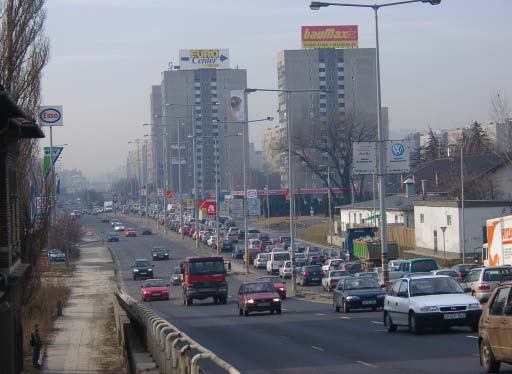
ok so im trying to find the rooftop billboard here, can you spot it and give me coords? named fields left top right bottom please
left=301, top=25, right=358, bottom=49
left=179, top=49, right=230, bottom=70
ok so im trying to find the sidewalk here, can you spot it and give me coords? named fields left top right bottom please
left=41, top=243, right=125, bottom=374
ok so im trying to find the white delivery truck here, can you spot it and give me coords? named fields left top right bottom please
left=485, top=215, right=512, bottom=266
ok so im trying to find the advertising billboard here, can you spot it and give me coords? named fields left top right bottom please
left=38, top=106, right=63, bottom=126
left=386, top=141, right=410, bottom=174
left=301, top=25, right=358, bottom=49
left=229, top=90, right=245, bottom=122
left=179, top=49, right=230, bottom=70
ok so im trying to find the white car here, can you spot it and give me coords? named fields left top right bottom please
left=253, top=253, right=268, bottom=269
left=207, top=236, right=218, bottom=247
left=383, top=275, right=482, bottom=334
left=110, top=219, right=120, bottom=227
left=322, top=258, right=344, bottom=273
left=322, top=270, right=350, bottom=292
left=114, top=224, right=125, bottom=232
left=279, top=261, right=293, bottom=279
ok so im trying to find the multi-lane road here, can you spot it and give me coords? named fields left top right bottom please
left=83, top=215, right=510, bottom=374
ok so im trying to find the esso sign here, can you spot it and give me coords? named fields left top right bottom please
left=38, top=106, right=63, bottom=126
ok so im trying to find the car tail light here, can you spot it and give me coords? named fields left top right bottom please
left=303, top=272, right=309, bottom=277
left=478, top=283, right=491, bottom=291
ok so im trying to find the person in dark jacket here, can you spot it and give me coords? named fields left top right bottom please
left=31, top=324, right=42, bottom=369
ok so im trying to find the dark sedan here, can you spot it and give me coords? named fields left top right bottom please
left=296, top=265, right=324, bottom=286
left=151, top=247, right=170, bottom=261
left=132, top=259, right=154, bottom=280
left=232, top=246, right=244, bottom=259
left=238, top=281, right=282, bottom=316
left=142, top=227, right=152, bottom=235
left=219, top=240, right=234, bottom=252
left=333, top=277, right=386, bottom=313
left=107, top=232, right=119, bottom=242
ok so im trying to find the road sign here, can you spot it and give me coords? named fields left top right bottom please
left=43, top=146, right=64, bottom=178
left=248, top=198, right=260, bottom=216
left=166, top=190, right=173, bottom=199
left=386, top=141, right=410, bottom=174
left=157, top=188, right=164, bottom=197
left=185, top=198, right=194, bottom=205
left=353, top=142, right=377, bottom=175
left=205, top=201, right=216, bottom=216
left=285, top=188, right=290, bottom=201
left=199, top=198, right=207, bottom=209
left=246, top=189, right=257, bottom=199
left=38, top=106, right=63, bottom=127
left=113, top=194, right=118, bottom=203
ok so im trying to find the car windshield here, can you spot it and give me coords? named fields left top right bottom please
left=244, top=282, right=275, bottom=293
left=188, top=260, right=225, bottom=275
left=304, top=266, right=321, bottom=272
left=344, top=278, right=380, bottom=290
left=144, top=280, right=166, bottom=288
left=411, top=260, right=438, bottom=273
left=483, top=268, right=512, bottom=282
left=153, top=248, right=167, bottom=253
left=330, top=271, right=348, bottom=277
left=410, top=277, right=463, bottom=296
left=331, top=260, right=342, bottom=266
left=135, top=260, right=150, bottom=267
left=273, top=253, right=290, bottom=261
left=258, top=254, right=268, bottom=259
left=222, top=240, right=231, bottom=245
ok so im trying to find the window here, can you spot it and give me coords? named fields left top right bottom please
left=447, top=215, right=452, bottom=225
left=389, top=280, right=402, bottom=296
left=320, top=77, right=326, bottom=81
left=490, top=287, right=511, bottom=316
left=420, top=213, right=424, bottom=223
left=337, top=76, right=344, bottom=81
left=319, top=68, right=326, bottom=72
left=337, top=67, right=344, bottom=72
left=398, top=281, right=409, bottom=298
left=338, top=94, right=345, bottom=99
left=338, top=85, right=345, bottom=90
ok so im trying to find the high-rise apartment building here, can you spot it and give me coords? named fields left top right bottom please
left=275, top=48, right=382, bottom=189
left=151, top=64, right=248, bottom=199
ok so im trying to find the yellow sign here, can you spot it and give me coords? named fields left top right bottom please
left=185, top=198, right=195, bottom=205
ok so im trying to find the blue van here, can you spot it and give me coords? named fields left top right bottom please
left=398, top=258, right=439, bottom=276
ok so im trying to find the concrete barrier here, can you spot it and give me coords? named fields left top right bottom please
left=117, top=291, right=241, bottom=374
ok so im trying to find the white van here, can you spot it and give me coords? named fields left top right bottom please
left=267, top=251, right=291, bottom=275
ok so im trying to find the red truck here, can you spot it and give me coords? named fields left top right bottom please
left=181, top=256, right=228, bottom=306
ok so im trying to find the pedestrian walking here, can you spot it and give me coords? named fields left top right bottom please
left=30, top=324, right=42, bottom=369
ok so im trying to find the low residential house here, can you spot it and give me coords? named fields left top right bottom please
left=0, top=84, right=44, bottom=373
left=414, top=200, right=512, bottom=259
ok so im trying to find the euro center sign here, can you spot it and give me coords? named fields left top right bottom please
left=179, top=49, right=230, bottom=70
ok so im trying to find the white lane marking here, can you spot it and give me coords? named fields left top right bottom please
left=228, top=295, right=232, bottom=298
left=339, top=316, right=351, bottom=319
left=315, top=313, right=326, bottom=316
left=356, top=360, right=377, bottom=368
left=282, top=308, right=287, bottom=311
left=466, top=335, right=478, bottom=339
left=370, top=321, right=384, bottom=325
left=373, top=329, right=387, bottom=332
left=311, top=346, right=325, bottom=352
left=256, top=329, right=265, bottom=332
left=279, top=335, right=290, bottom=340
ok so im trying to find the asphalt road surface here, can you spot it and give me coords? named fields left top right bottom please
left=83, top=215, right=511, bottom=374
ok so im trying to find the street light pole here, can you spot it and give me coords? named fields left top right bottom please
left=327, top=167, right=333, bottom=246
left=440, top=226, right=447, bottom=261
left=461, top=144, right=465, bottom=263
left=178, top=121, right=184, bottom=240
left=309, top=0, right=442, bottom=288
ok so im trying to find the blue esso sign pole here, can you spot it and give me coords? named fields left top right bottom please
left=39, top=106, right=63, bottom=223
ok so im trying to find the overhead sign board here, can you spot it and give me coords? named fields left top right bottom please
left=301, top=25, right=358, bottom=49
left=246, top=189, right=257, bottom=199
left=247, top=198, right=260, bottom=217
left=179, top=49, right=230, bottom=70
left=204, top=201, right=217, bottom=216
left=38, top=106, right=63, bottom=127
left=387, top=141, right=410, bottom=174
left=353, top=142, right=377, bottom=175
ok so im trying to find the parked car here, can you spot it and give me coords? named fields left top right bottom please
left=48, top=249, right=66, bottom=263
left=106, top=232, right=119, bottom=242
left=237, top=281, right=282, bottom=316
left=140, top=279, right=169, bottom=301
left=279, top=261, right=293, bottom=279
left=384, top=275, right=482, bottom=334
left=253, top=253, right=269, bottom=269
left=170, top=266, right=183, bottom=286
left=141, top=227, right=152, bottom=235
left=461, top=266, right=512, bottom=302
left=131, top=259, right=154, bottom=280
left=333, top=276, right=386, bottom=313
left=125, top=228, right=137, bottom=237
left=322, top=270, right=350, bottom=292
left=151, top=247, right=170, bottom=261
left=232, top=246, right=244, bottom=260
left=478, top=281, right=512, bottom=373
left=257, top=276, right=287, bottom=299
left=452, top=263, right=480, bottom=282
left=296, top=265, right=324, bottom=286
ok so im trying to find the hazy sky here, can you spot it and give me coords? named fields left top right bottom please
left=40, top=0, right=512, bottom=178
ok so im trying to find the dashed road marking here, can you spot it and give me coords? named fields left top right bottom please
left=373, top=329, right=387, bottom=332
left=339, top=316, right=351, bottom=319
left=466, top=335, right=478, bottom=339
left=315, top=313, right=326, bottom=316
left=279, top=335, right=290, bottom=340
left=356, top=360, right=377, bottom=368
left=311, top=346, right=325, bottom=352
left=370, top=321, right=384, bottom=325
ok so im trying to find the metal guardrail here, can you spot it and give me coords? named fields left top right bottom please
left=116, top=292, right=240, bottom=374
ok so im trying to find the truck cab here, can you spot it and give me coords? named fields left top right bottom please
left=181, top=256, right=228, bottom=306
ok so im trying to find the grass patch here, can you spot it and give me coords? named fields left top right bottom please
left=45, top=263, right=76, bottom=276
left=299, top=223, right=330, bottom=246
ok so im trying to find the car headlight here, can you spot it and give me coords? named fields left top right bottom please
left=468, top=303, right=481, bottom=310
left=247, top=299, right=255, bottom=304
left=134, top=269, right=139, bottom=272
left=346, top=296, right=360, bottom=301
left=279, top=287, right=285, bottom=291
left=148, top=268, right=153, bottom=272
left=420, top=306, right=440, bottom=312
left=273, top=298, right=281, bottom=302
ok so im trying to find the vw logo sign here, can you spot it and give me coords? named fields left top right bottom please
left=39, top=108, right=62, bottom=124
left=391, top=143, right=405, bottom=157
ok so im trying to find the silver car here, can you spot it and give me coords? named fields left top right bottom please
left=461, top=266, right=512, bottom=302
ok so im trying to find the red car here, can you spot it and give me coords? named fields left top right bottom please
left=125, top=228, right=137, bottom=237
left=100, top=216, right=109, bottom=223
left=257, top=276, right=286, bottom=299
left=238, top=281, right=282, bottom=316
left=140, top=279, right=169, bottom=301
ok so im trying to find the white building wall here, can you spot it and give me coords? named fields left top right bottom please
left=339, top=208, right=412, bottom=232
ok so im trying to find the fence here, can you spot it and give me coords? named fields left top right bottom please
left=387, top=226, right=415, bottom=251
left=115, top=292, right=240, bottom=374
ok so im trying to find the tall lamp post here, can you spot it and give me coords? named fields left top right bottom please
left=214, top=117, right=273, bottom=273
left=245, top=88, right=324, bottom=292
left=310, top=0, right=442, bottom=287
left=128, top=139, right=143, bottom=220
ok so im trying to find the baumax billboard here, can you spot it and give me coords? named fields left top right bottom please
left=301, top=25, right=358, bottom=49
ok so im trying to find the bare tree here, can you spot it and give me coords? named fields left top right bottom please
left=272, top=111, right=376, bottom=205
left=490, top=91, right=512, bottom=125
